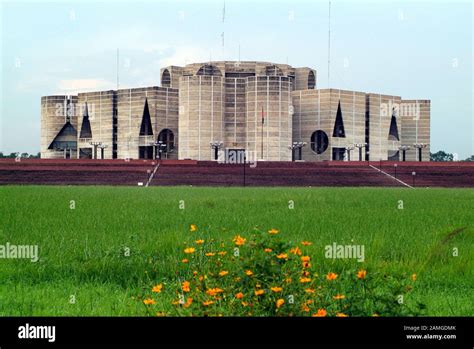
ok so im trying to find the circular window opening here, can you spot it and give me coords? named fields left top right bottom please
left=310, top=130, right=329, bottom=154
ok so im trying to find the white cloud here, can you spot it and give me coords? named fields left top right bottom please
left=55, top=78, right=116, bottom=94
left=158, top=46, right=214, bottom=68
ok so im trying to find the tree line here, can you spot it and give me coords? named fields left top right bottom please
left=0, top=152, right=40, bottom=159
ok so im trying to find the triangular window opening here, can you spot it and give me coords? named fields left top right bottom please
left=79, top=102, right=92, bottom=139
left=48, top=122, right=77, bottom=150
left=388, top=109, right=400, bottom=141
left=139, top=98, right=153, bottom=136
left=332, top=101, right=346, bottom=138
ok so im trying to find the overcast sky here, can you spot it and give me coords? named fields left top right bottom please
left=1, top=0, right=472, bottom=158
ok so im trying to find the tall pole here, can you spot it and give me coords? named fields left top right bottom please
left=261, top=106, right=264, bottom=160
left=243, top=154, right=246, bottom=187
left=327, top=0, right=331, bottom=88
left=117, top=48, right=119, bottom=90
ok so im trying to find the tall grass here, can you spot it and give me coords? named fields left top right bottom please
left=0, top=186, right=472, bottom=316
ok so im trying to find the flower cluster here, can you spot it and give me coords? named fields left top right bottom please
left=141, top=226, right=420, bottom=317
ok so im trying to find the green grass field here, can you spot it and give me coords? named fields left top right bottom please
left=0, top=186, right=472, bottom=316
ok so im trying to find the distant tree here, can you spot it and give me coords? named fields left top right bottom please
left=0, top=152, right=40, bottom=159
left=464, top=155, right=474, bottom=162
left=430, top=151, right=454, bottom=162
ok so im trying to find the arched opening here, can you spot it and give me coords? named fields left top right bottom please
left=196, top=64, right=222, bottom=76
left=162, top=69, right=171, bottom=87
left=157, top=128, right=175, bottom=154
left=310, top=130, right=329, bottom=154
left=308, top=71, right=316, bottom=89
left=265, top=65, right=283, bottom=76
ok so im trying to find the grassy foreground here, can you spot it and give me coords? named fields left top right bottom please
left=0, top=186, right=472, bottom=316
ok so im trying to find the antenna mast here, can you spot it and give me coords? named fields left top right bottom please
left=222, top=0, right=225, bottom=59
left=116, top=48, right=119, bottom=90
left=328, top=1, right=331, bottom=88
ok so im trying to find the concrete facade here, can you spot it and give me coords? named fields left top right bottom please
left=41, top=60, right=430, bottom=162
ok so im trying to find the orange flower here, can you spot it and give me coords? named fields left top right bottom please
left=270, top=287, right=283, bottom=293
left=143, top=299, right=156, bottom=305
left=312, top=309, right=327, bottom=317
left=218, top=251, right=227, bottom=256
left=245, top=270, right=253, bottom=276
left=302, top=305, right=310, bottom=312
left=152, top=284, right=163, bottom=293
left=198, top=275, right=204, bottom=282
left=182, top=281, right=191, bottom=293
left=190, top=224, right=197, bottom=232
left=235, top=292, right=244, bottom=299
left=301, top=256, right=311, bottom=262
left=290, top=247, right=302, bottom=255
left=202, top=300, right=214, bottom=306
left=264, top=248, right=273, bottom=253
left=233, top=235, right=246, bottom=246
left=205, top=252, right=215, bottom=257
left=336, top=312, right=349, bottom=317
left=357, top=269, right=367, bottom=280
left=206, top=288, right=224, bottom=296
left=184, top=247, right=195, bottom=254
left=333, top=294, right=345, bottom=300
left=268, top=228, right=279, bottom=235
left=195, top=239, right=205, bottom=245
left=305, top=288, right=315, bottom=293
left=276, top=253, right=288, bottom=260
left=254, top=289, right=265, bottom=296
left=301, top=241, right=312, bottom=246
left=219, top=270, right=229, bottom=277
left=193, top=271, right=198, bottom=276
left=181, top=258, right=189, bottom=263
left=276, top=299, right=285, bottom=309
left=300, top=277, right=311, bottom=283
left=302, top=261, right=311, bottom=269
left=285, top=277, right=292, bottom=284
left=326, top=272, right=338, bottom=281
left=302, top=270, right=310, bottom=277
left=412, top=273, right=417, bottom=281
left=184, top=297, right=193, bottom=308
left=241, top=301, right=248, bottom=307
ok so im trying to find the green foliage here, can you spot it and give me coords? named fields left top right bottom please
left=0, top=186, right=472, bottom=316
left=430, top=150, right=454, bottom=162
left=142, top=229, right=423, bottom=316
